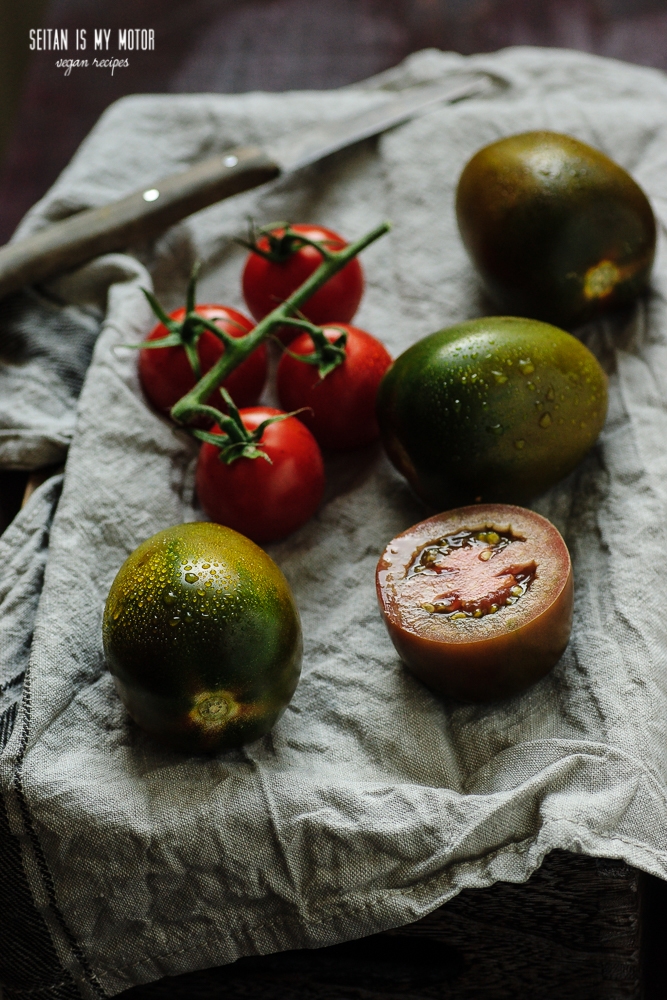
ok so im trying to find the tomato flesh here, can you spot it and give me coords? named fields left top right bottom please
left=404, top=531, right=537, bottom=618
left=138, top=304, right=267, bottom=416
left=376, top=505, right=573, bottom=701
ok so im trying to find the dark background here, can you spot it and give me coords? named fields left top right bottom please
left=3, top=0, right=667, bottom=243
left=1, top=0, right=666, bottom=995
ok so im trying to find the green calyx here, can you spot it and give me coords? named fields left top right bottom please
left=136, top=263, right=240, bottom=380
left=193, top=388, right=299, bottom=465
left=279, top=319, right=348, bottom=378
left=237, top=220, right=337, bottom=264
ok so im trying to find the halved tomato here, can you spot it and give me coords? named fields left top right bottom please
left=376, top=504, right=573, bottom=701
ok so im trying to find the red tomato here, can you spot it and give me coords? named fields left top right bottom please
left=276, top=324, right=392, bottom=450
left=241, top=224, right=364, bottom=341
left=376, top=505, right=573, bottom=702
left=138, top=305, right=267, bottom=417
left=195, top=408, right=325, bottom=543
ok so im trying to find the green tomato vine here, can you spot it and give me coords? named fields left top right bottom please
left=138, top=220, right=390, bottom=460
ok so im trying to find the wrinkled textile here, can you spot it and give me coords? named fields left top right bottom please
left=1, top=46, right=667, bottom=1000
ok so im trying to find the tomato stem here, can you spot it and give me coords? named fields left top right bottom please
left=191, top=313, right=237, bottom=347
left=185, top=262, right=201, bottom=313
left=140, top=288, right=178, bottom=332
left=192, top=388, right=306, bottom=465
left=137, top=266, right=249, bottom=380
left=171, top=220, right=391, bottom=426
left=237, top=220, right=339, bottom=263
left=280, top=320, right=349, bottom=378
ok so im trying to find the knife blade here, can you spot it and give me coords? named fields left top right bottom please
left=0, top=74, right=494, bottom=300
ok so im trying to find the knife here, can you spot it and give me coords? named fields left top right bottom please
left=0, top=75, right=494, bottom=300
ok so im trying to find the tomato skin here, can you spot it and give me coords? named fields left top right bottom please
left=241, top=224, right=364, bottom=341
left=376, top=316, right=608, bottom=508
left=196, top=408, right=325, bottom=543
left=138, top=304, right=267, bottom=416
left=103, top=522, right=302, bottom=753
left=456, top=131, right=656, bottom=327
left=376, top=505, right=573, bottom=701
left=276, top=325, right=392, bottom=450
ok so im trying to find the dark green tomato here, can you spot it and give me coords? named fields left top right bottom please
left=456, top=131, right=656, bottom=327
left=376, top=316, right=608, bottom=509
left=103, top=522, right=302, bottom=754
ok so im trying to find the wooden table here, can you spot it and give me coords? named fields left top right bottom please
left=121, top=851, right=646, bottom=1000
left=1, top=1, right=666, bottom=995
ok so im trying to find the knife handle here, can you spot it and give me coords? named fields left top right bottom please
left=0, top=146, right=280, bottom=300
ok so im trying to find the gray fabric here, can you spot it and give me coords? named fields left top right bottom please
left=1, top=45, right=667, bottom=999
left=0, top=475, right=62, bottom=719
left=0, top=292, right=100, bottom=470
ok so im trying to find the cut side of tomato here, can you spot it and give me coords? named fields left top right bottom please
left=376, top=504, right=573, bottom=701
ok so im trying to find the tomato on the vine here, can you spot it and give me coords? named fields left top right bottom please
left=196, top=407, right=325, bottom=543
left=138, top=304, right=267, bottom=417
left=276, top=324, right=392, bottom=450
left=241, top=224, right=364, bottom=341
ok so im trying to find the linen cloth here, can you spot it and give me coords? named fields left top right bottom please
left=1, top=46, right=667, bottom=999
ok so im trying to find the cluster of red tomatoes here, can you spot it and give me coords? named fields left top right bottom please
left=137, top=223, right=392, bottom=543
